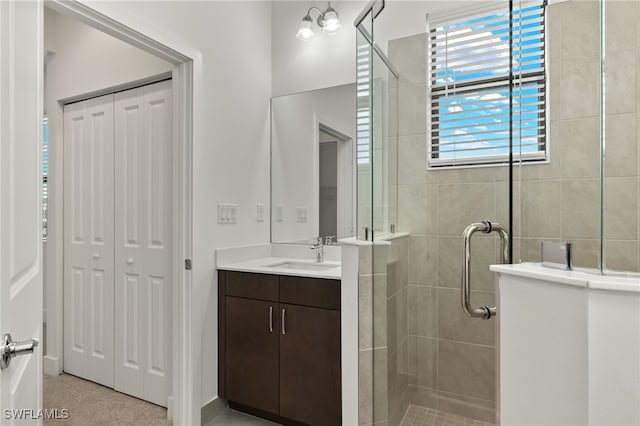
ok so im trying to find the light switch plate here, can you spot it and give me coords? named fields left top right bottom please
left=217, top=203, right=237, bottom=224
left=276, top=204, right=284, bottom=222
left=296, top=207, right=308, bottom=223
left=256, top=203, right=265, bottom=222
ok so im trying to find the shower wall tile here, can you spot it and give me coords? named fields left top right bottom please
left=437, top=182, right=496, bottom=237
left=605, top=113, right=638, bottom=177
left=519, top=237, right=556, bottom=263
left=388, top=345, right=408, bottom=425
left=495, top=181, right=518, bottom=238
left=437, top=288, right=496, bottom=346
left=604, top=177, right=638, bottom=240
left=557, top=58, right=600, bottom=120
left=549, top=60, right=562, bottom=123
left=435, top=166, right=503, bottom=185
left=398, top=135, right=435, bottom=185
left=398, top=184, right=437, bottom=235
left=408, top=336, right=437, bottom=389
left=408, top=236, right=437, bottom=285
left=388, top=33, right=427, bottom=89
left=560, top=0, right=599, bottom=61
left=548, top=2, right=562, bottom=63
left=387, top=237, right=409, bottom=296
left=359, top=347, right=389, bottom=425
left=398, top=84, right=426, bottom=137
left=606, top=0, right=637, bottom=53
left=387, top=288, right=408, bottom=356
left=408, top=285, right=437, bottom=338
left=521, top=124, right=563, bottom=181
left=521, top=179, right=562, bottom=238
left=407, top=385, right=439, bottom=410
left=359, top=274, right=373, bottom=350
left=605, top=240, right=639, bottom=272
left=568, top=238, right=599, bottom=269
left=559, top=117, right=600, bottom=179
left=562, top=179, right=601, bottom=240
left=437, top=340, right=496, bottom=402
left=605, top=50, right=637, bottom=115
left=436, top=391, right=496, bottom=424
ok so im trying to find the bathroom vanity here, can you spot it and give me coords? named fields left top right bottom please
left=216, top=249, right=342, bottom=425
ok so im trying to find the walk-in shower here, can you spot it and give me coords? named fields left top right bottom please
left=355, top=0, right=636, bottom=424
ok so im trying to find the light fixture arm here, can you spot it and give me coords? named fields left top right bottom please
left=296, top=2, right=340, bottom=40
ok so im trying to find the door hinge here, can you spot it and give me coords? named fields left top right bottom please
left=185, top=259, right=192, bottom=270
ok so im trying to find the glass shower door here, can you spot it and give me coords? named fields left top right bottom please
left=356, top=1, right=516, bottom=425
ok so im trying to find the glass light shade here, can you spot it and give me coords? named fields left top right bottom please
left=296, top=17, right=314, bottom=41
left=322, top=9, right=341, bottom=35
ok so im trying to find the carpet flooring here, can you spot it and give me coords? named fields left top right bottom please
left=44, top=373, right=169, bottom=426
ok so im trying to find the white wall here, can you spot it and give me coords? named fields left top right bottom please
left=271, top=0, right=488, bottom=97
left=72, top=2, right=273, bottom=423
left=44, top=7, right=173, bottom=376
left=271, top=84, right=355, bottom=243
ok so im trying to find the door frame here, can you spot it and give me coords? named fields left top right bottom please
left=44, top=1, right=194, bottom=424
left=313, top=114, right=355, bottom=241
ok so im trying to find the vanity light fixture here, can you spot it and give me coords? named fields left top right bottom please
left=296, top=2, right=341, bottom=41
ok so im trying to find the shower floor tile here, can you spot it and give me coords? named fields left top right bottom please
left=399, top=405, right=494, bottom=426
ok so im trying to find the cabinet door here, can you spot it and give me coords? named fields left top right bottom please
left=226, top=296, right=280, bottom=414
left=280, top=304, right=341, bottom=425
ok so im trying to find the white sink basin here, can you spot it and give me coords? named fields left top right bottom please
left=267, top=261, right=338, bottom=271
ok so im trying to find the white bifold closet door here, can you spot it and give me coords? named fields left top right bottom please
left=63, top=80, right=172, bottom=407
left=113, top=81, right=173, bottom=407
left=64, top=93, right=116, bottom=388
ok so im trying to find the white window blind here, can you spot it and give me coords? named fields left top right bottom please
left=357, top=42, right=371, bottom=165
left=428, top=3, right=547, bottom=167
left=42, top=116, right=49, bottom=239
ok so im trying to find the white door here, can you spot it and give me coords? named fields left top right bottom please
left=63, top=94, right=115, bottom=387
left=0, top=0, right=44, bottom=422
left=114, top=81, right=173, bottom=407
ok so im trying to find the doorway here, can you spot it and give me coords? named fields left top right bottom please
left=42, top=3, right=194, bottom=423
left=62, top=79, right=173, bottom=407
left=316, top=122, right=354, bottom=242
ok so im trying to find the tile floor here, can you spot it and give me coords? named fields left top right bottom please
left=399, top=405, right=494, bottom=426
left=206, top=409, right=280, bottom=425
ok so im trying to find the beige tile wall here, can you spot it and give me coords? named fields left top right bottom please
left=389, top=30, right=505, bottom=423
left=386, top=0, right=639, bottom=422
left=358, top=235, right=410, bottom=426
left=359, top=1, right=637, bottom=424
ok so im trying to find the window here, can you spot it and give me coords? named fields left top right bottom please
left=42, top=116, right=48, bottom=240
left=428, top=3, right=547, bottom=167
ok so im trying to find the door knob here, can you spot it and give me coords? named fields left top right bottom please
left=126, top=258, right=134, bottom=265
left=0, top=334, right=38, bottom=369
left=93, top=253, right=100, bottom=260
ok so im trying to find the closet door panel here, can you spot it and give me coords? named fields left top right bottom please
left=114, top=80, right=173, bottom=407
left=63, top=94, right=115, bottom=387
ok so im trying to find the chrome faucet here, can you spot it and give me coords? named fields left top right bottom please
left=310, top=237, right=324, bottom=262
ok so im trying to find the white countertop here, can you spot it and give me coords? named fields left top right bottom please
left=217, top=256, right=341, bottom=279
left=491, top=262, right=640, bottom=293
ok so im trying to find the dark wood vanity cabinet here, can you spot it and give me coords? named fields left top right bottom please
left=218, top=271, right=341, bottom=426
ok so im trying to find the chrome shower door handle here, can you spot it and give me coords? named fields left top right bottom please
left=461, top=220, right=509, bottom=320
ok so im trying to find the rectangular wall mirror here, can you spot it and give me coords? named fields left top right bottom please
left=271, top=83, right=356, bottom=245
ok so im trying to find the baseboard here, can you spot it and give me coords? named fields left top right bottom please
left=167, top=396, right=173, bottom=421
left=201, top=397, right=227, bottom=424
left=43, top=355, right=62, bottom=376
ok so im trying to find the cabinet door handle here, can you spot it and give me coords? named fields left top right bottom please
left=281, top=308, right=286, bottom=335
left=269, top=306, right=273, bottom=333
